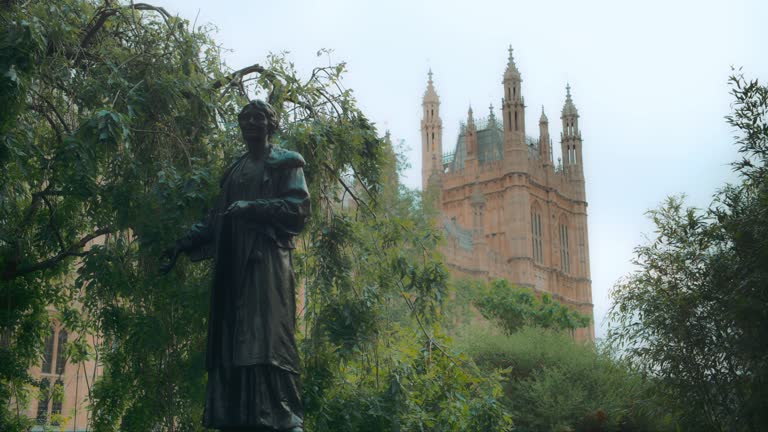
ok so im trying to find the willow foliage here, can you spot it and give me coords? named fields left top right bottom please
left=0, top=1, right=511, bottom=431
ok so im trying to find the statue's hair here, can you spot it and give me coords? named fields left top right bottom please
left=239, top=100, right=279, bottom=137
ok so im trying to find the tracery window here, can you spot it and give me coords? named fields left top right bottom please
left=37, top=326, right=68, bottom=425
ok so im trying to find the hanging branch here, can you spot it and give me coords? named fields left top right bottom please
left=80, top=2, right=174, bottom=49
left=2, top=227, right=113, bottom=281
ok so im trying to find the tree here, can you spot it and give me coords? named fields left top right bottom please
left=451, top=278, right=591, bottom=335
left=0, top=1, right=512, bottom=431
left=608, top=73, right=768, bottom=432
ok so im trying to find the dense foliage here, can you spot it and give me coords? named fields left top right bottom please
left=458, top=327, right=676, bottom=432
left=0, top=1, right=511, bottom=431
left=608, top=73, right=768, bottom=431
left=451, top=278, right=591, bottom=335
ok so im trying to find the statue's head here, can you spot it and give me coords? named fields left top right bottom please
left=238, top=100, right=279, bottom=140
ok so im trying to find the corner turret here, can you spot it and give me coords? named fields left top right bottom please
left=421, top=69, right=443, bottom=191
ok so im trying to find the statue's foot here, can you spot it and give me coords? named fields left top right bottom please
left=283, top=428, right=302, bottom=432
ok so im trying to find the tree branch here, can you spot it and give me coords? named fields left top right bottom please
left=322, top=162, right=378, bottom=221
left=2, top=227, right=113, bottom=281
left=81, top=2, right=174, bottom=49
left=31, top=89, right=72, bottom=134
left=209, top=63, right=270, bottom=90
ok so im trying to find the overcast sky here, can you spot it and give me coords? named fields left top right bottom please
left=153, top=0, right=765, bottom=338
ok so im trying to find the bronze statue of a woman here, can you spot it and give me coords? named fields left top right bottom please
left=161, top=100, right=309, bottom=432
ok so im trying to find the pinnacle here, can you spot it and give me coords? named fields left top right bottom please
left=423, top=68, right=439, bottom=102
left=562, top=83, right=578, bottom=116
left=503, top=45, right=521, bottom=80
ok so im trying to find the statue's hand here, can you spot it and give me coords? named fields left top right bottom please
left=222, top=200, right=252, bottom=218
left=159, top=245, right=180, bottom=275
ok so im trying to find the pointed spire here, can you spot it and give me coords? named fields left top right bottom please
left=467, top=104, right=475, bottom=129
left=488, top=103, right=496, bottom=124
left=504, top=45, right=521, bottom=80
left=540, top=105, right=548, bottom=123
left=423, top=68, right=439, bottom=102
left=561, top=83, right=578, bottom=116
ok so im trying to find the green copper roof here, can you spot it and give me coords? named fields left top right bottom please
left=444, top=116, right=504, bottom=171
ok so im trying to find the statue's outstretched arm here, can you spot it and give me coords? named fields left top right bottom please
left=160, top=211, right=215, bottom=274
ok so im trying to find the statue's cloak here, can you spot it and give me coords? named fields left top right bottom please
left=181, top=145, right=310, bottom=374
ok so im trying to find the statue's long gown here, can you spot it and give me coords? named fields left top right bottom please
left=180, top=146, right=309, bottom=431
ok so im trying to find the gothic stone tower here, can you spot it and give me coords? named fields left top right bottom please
left=422, top=47, right=594, bottom=340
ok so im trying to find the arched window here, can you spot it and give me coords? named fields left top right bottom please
left=431, top=132, right=435, bottom=152
left=531, top=205, right=543, bottom=264
left=559, top=217, right=570, bottom=273
left=41, top=327, right=55, bottom=374
left=55, top=329, right=67, bottom=375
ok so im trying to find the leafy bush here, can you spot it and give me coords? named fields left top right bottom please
left=445, top=278, right=590, bottom=335
left=458, top=327, right=678, bottom=432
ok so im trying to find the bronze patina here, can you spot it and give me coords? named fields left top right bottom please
left=161, top=100, right=309, bottom=432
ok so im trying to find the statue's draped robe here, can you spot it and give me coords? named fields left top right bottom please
left=179, top=146, right=310, bottom=430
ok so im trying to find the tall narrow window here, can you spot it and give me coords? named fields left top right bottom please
left=37, top=377, right=50, bottom=424
left=51, top=379, right=64, bottom=423
left=560, top=221, right=570, bottom=273
left=514, top=111, right=518, bottom=131
left=531, top=208, right=543, bottom=264
left=55, top=329, right=67, bottom=375
left=41, top=327, right=55, bottom=374
left=579, top=226, right=587, bottom=276
left=431, top=132, right=435, bottom=152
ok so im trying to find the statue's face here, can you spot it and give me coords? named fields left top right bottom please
left=239, top=109, right=269, bottom=140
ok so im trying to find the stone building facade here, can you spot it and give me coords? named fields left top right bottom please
left=11, top=240, right=104, bottom=431
left=24, top=315, right=98, bottom=432
left=422, top=47, right=594, bottom=340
